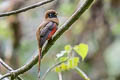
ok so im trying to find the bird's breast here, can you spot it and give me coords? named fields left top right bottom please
left=47, top=23, right=57, bottom=40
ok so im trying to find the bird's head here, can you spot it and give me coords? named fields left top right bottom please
left=44, top=10, right=59, bottom=25
left=45, top=10, right=58, bottom=19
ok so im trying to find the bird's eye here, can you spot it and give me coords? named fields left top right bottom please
left=49, top=13, right=52, bottom=17
left=48, top=13, right=57, bottom=18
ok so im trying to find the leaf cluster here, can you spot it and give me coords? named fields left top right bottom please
left=54, top=43, right=88, bottom=72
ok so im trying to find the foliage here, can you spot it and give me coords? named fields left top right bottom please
left=54, top=43, right=89, bottom=80
left=74, top=43, right=88, bottom=61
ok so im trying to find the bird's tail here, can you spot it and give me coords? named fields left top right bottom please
left=38, top=48, right=42, bottom=79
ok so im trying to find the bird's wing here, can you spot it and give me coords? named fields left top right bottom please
left=39, top=21, right=55, bottom=47
left=40, top=22, right=53, bottom=37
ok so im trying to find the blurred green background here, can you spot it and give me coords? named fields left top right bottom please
left=0, top=0, right=120, bottom=80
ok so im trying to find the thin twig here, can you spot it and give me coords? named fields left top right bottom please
left=41, top=60, right=67, bottom=80
left=0, top=58, right=12, bottom=71
left=0, top=0, right=54, bottom=17
left=0, top=0, right=94, bottom=79
left=58, top=72, right=62, bottom=80
left=75, top=67, right=90, bottom=80
left=0, top=58, right=23, bottom=80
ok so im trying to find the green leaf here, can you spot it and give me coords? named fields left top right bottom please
left=73, top=43, right=88, bottom=61
left=54, top=66, right=61, bottom=72
left=60, top=63, right=68, bottom=71
left=72, top=57, right=79, bottom=67
left=73, top=57, right=79, bottom=67
left=73, top=57, right=79, bottom=63
left=59, top=57, right=68, bottom=62
left=67, top=57, right=79, bottom=69
left=67, top=59, right=73, bottom=69
left=64, top=45, right=72, bottom=52
left=74, top=62, right=78, bottom=67
left=54, top=57, right=80, bottom=72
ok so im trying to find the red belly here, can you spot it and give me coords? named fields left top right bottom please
left=47, top=26, right=57, bottom=40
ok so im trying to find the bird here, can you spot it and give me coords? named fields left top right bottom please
left=36, top=10, right=59, bottom=78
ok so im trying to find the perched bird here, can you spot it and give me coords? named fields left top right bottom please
left=36, top=10, right=59, bottom=78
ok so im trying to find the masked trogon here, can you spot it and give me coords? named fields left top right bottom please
left=36, top=10, right=59, bottom=78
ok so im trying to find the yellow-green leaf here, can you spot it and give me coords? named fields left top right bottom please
left=59, top=57, right=68, bottom=62
left=54, top=66, right=61, bottom=72
left=72, top=57, right=79, bottom=67
left=73, top=57, right=79, bottom=63
left=67, top=59, right=73, bottom=69
left=64, top=45, right=72, bottom=52
left=74, top=43, right=88, bottom=61
left=74, top=62, right=78, bottom=67
left=67, top=57, right=79, bottom=69
left=60, top=63, right=67, bottom=71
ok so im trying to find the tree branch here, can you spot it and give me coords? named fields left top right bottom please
left=0, top=0, right=94, bottom=79
left=0, top=0, right=54, bottom=17
left=0, top=73, right=10, bottom=80
left=0, top=74, right=9, bottom=80
left=0, top=58, right=23, bottom=80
